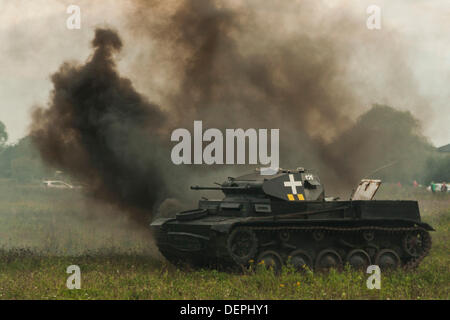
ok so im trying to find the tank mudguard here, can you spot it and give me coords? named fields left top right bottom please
left=150, top=217, right=176, bottom=227
left=210, top=218, right=435, bottom=233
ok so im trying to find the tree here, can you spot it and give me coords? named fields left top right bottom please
left=327, top=104, right=434, bottom=184
left=0, top=121, right=7, bottom=146
left=0, top=135, right=51, bottom=181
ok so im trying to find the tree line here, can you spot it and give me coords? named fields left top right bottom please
left=0, top=110, right=448, bottom=185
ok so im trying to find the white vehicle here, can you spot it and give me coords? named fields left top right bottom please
left=42, top=180, right=75, bottom=189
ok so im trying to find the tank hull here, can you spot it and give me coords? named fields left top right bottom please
left=151, top=200, right=433, bottom=271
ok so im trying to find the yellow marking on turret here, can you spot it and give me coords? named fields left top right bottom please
left=297, top=194, right=305, bottom=201
left=287, top=194, right=295, bottom=201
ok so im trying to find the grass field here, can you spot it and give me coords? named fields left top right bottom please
left=0, top=180, right=448, bottom=299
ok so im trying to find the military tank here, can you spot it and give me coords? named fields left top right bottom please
left=151, top=167, right=433, bottom=272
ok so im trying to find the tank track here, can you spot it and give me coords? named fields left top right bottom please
left=227, top=225, right=432, bottom=271
left=156, top=225, right=432, bottom=271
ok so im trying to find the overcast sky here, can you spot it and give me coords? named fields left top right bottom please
left=0, top=0, right=449, bottom=146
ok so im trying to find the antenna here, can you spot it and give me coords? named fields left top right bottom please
left=363, top=161, right=398, bottom=179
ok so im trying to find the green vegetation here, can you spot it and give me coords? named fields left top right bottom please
left=328, top=104, right=450, bottom=185
left=0, top=137, right=52, bottom=183
left=0, top=121, right=7, bottom=146
left=424, top=155, right=450, bottom=184
left=0, top=181, right=448, bottom=300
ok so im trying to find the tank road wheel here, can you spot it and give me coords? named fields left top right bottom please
left=315, top=249, right=342, bottom=271
left=346, top=249, right=371, bottom=270
left=375, top=249, right=401, bottom=270
left=227, top=228, right=258, bottom=265
left=256, top=250, right=283, bottom=274
left=288, top=249, right=313, bottom=271
left=403, top=230, right=426, bottom=257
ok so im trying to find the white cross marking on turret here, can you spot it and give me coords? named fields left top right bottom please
left=284, top=174, right=302, bottom=194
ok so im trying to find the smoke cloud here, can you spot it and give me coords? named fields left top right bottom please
left=30, top=0, right=436, bottom=218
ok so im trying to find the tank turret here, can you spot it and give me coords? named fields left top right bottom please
left=196, top=168, right=324, bottom=200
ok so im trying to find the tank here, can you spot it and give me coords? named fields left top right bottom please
left=151, top=167, right=433, bottom=272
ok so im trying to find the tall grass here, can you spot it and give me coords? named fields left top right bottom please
left=0, top=180, right=154, bottom=256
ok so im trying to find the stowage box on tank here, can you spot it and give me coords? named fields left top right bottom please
left=150, top=167, right=433, bottom=272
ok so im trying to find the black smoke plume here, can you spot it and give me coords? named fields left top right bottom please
left=31, top=28, right=167, bottom=223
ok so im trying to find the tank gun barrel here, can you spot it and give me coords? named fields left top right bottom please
left=190, top=186, right=223, bottom=190
left=190, top=185, right=250, bottom=190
